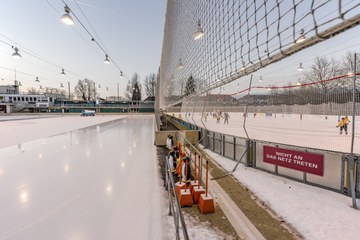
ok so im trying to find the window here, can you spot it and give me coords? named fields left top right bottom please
left=21, top=97, right=24, bottom=101
left=26, top=97, right=29, bottom=101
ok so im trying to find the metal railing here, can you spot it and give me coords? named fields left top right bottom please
left=170, top=116, right=360, bottom=198
left=165, top=154, right=189, bottom=240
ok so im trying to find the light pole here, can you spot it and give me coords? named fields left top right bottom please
left=117, top=83, right=120, bottom=101
left=93, top=82, right=96, bottom=100
left=68, top=82, right=71, bottom=99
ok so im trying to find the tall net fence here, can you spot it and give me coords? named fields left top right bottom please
left=159, top=0, right=360, bottom=154
left=174, top=73, right=360, bottom=154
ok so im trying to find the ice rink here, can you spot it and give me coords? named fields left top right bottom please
left=0, top=115, right=165, bottom=240
left=177, top=112, right=360, bottom=154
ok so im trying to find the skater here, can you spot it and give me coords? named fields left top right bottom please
left=216, top=112, right=221, bottom=123
left=337, top=117, right=348, bottom=135
left=344, top=116, right=350, bottom=125
left=224, top=112, right=230, bottom=124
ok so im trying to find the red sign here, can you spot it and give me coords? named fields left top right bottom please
left=263, top=145, right=324, bottom=176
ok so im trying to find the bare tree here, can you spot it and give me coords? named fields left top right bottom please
left=74, top=79, right=97, bottom=100
left=132, top=82, right=141, bottom=100
left=125, top=73, right=142, bottom=100
left=184, top=75, right=196, bottom=97
left=144, top=72, right=157, bottom=98
left=27, top=87, right=41, bottom=95
left=341, top=51, right=360, bottom=92
left=43, top=87, right=66, bottom=96
left=304, top=57, right=340, bottom=102
left=341, top=51, right=360, bottom=75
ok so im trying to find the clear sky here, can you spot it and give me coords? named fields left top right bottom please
left=0, top=0, right=166, bottom=98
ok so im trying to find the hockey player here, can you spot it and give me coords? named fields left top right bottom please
left=337, top=117, right=348, bottom=135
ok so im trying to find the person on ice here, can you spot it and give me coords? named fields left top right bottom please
left=337, top=117, right=348, bottom=135
left=224, top=112, right=230, bottom=124
left=344, top=116, right=350, bottom=125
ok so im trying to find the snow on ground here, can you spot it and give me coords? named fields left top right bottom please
left=176, top=112, right=360, bottom=154
left=205, top=149, right=360, bottom=240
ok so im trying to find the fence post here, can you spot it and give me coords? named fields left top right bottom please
left=252, top=140, right=256, bottom=167
left=166, top=157, right=172, bottom=216
left=348, top=52, right=358, bottom=209
left=204, top=129, right=209, bottom=148
left=222, top=134, right=225, bottom=156
left=233, top=137, right=236, bottom=160
left=341, top=155, right=346, bottom=193
left=212, top=132, right=215, bottom=151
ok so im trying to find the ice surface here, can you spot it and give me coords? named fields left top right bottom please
left=0, top=115, right=225, bottom=240
left=175, top=112, right=360, bottom=154
left=0, top=115, right=165, bottom=240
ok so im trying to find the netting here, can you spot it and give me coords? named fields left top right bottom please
left=158, top=0, right=360, bottom=154
left=159, top=0, right=360, bottom=108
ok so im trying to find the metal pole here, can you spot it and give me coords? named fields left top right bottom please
left=93, top=82, right=96, bottom=100
left=205, top=161, right=209, bottom=197
left=194, top=152, right=197, bottom=182
left=166, top=156, right=189, bottom=240
left=350, top=53, right=357, bottom=156
left=68, top=82, right=71, bottom=99
left=198, top=155, right=201, bottom=188
left=166, top=157, right=172, bottom=216
left=349, top=53, right=358, bottom=209
left=243, top=75, right=253, bottom=139
left=117, top=83, right=120, bottom=101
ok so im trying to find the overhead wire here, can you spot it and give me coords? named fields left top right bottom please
left=0, top=34, right=86, bottom=82
left=60, top=0, right=130, bottom=81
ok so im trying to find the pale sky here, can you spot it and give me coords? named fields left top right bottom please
left=0, top=0, right=166, bottom=98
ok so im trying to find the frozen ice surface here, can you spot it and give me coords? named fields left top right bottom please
left=176, top=112, right=360, bottom=154
left=3, top=113, right=358, bottom=239
left=0, top=115, right=126, bottom=149
left=0, top=115, right=226, bottom=240
left=0, top=115, right=166, bottom=240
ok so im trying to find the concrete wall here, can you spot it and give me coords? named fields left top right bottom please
left=154, top=130, right=178, bottom=146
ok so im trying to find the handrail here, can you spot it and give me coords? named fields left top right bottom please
left=178, top=131, right=204, bottom=186
left=165, top=155, right=189, bottom=240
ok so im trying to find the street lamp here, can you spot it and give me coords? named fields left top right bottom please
left=61, top=5, right=74, bottom=25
